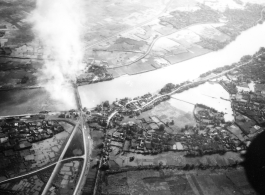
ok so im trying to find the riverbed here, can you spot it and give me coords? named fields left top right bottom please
left=79, top=22, right=265, bottom=108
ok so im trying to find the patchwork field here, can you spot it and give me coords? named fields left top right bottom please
left=102, top=168, right=256, bottom=195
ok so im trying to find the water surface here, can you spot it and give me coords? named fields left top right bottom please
left=79, top=23, right=265, bottom=108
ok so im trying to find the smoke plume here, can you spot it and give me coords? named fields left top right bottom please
left=31, top=0, right=85, bottom=109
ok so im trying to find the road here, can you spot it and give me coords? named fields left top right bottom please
left=72, top=84, right=90, bottom=195
left=106, top=110, right=118, bottom=127
left=42, top=84, right=90, bottom=195
left=119, top=7, right=265, bottom=70
left=0, top=117, right=89, bottom=192
left=0, top=155, right=84, bottom=185
left=0, top=0, right=172, bottom=61
left=41, top=118, right=83, bottom=194
left=125, top=99, right=140, bottom=107
left=107, top=22, right=215, bottom=70
left=97, top=53, right=263, bottom=121
left=132, top=53, right=263, bottom=112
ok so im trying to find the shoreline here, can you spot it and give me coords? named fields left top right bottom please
left=87, top=48, right=264, bottom=110
left=78, top=6, right=265, bottom=87
left=129, top=50, right=212, bottom=76
left=77, top=50, right=213, bottom=86
left=79, top=19, right=262, bottom=87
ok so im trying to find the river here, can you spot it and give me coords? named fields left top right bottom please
left=78, top=22, right=265, bottom=108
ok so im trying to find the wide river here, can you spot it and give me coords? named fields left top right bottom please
left=79, top=22, right=265, bottom=109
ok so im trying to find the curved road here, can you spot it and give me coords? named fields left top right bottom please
left=106, top=111, right=118, bottom=127
left=107, top=22, right=216, bottom=70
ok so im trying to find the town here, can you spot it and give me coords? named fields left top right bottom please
left=0, top=0, right=265, bottom=194
left=85, top=47, right=265, bottom=193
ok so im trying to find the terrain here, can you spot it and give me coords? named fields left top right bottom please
left=0, top=0, right=265, bottom=88
left=0, top=0, right=265, bottom=195
left=86, top=48, right=265, bottom=194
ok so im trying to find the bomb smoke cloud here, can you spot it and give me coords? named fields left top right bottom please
left=31, top=0, right=85, bottom=108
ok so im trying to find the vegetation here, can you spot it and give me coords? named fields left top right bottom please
left=160, top=83, right=175, bottom=94
left=159, top=4, right=220, bottom=30
left=217, top=3, right=264, bottom=38
left=198, top=37, right=230, bottom=51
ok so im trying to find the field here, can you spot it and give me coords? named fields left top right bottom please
left=82, top=0, right=169, bottom=46
left=93, top=22, right=230, bottom=77
left=190, top=25, right=230, bottom=42
left=77, top=0, right=265, bottom=83
left=102, top=168, right=256, bottom=195
left=63, top=126, right=84, bottom=159
left=0, top=165, right=55, bottom=195
left=164, top=45, right=210, bottom=64
left=93, top=51, right=144, bottom=68
left=148, top=101, right=196, bottom=133
left=108, top=149, right=242, bottom=169
left=0, top=0, right=264, bottom=86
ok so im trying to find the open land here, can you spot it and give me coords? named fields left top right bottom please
left=0, top=0, right=265, bottom=88
left=0, top=0, right=265, bottom=195
left=78, top=0, right=265, bottom=84
left=101, top=168, right=255, bottom=195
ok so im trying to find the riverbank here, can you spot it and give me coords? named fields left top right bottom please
left=87, top=49, right=261, bottom=128
left=77, top=3, right=265, bottom=86
left=110, top=49, right=212, bottom=78
left=84, top=47, right=265, bottom=183
left=79, top=21, right=265, bottom=109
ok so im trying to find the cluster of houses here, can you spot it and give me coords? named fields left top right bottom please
left=88, top=86, right=250, bottom=170
left=90, top=92, right=171, bottom=125
left=87, top=49, right=265, bottom=170
left=183, top=126, right=246, bottom=156
left=194, top=104, right=225, bottom=125
left=219, top=80, right=238, bottom=94
left=91, top=110, right=245, bottom=170
left=76, top=62, right=113, bottom=85
left=219, top=52, right=265, bottom=137
left=226, top=88, right=265, bottom=138
left=0, top=174, right=45, bottom=195
left=0, top=120, right=64, bottom=152
left=0, top=118, right=70, bottom=182
left=233, top=95, right=265, bottom=124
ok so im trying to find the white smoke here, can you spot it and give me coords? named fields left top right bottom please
left=31, top=0, right=85, bottom=109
